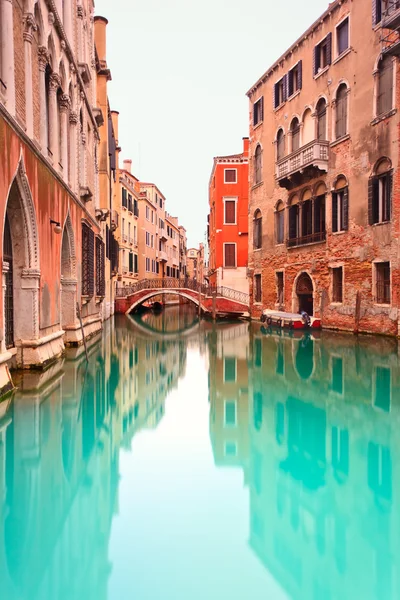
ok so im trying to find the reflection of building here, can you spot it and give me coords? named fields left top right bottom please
left=247, top=328, right=400, bottom=599
left=208, top=323, right=250, bottom=470
left=208, top=138, right=249, bottom=294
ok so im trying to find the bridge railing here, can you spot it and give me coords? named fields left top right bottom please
left=116, top=277, right=249, bottom=305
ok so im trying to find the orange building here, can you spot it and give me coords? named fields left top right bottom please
left=208, top=138, right=249, bottom=294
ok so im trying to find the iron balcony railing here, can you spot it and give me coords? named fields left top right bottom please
left=287, top=231, right=326, bottom=248
left=382, top=1, right=400, bottom=28
left=115, top=277, right=250, bottom=305
left=276, top=139, right=329, bottom=181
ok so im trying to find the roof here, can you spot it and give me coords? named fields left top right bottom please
left=246, top=0, right=342, bottom=97
left=139, top=182, right=166, bottom=200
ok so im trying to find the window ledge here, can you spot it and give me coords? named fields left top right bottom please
left=253, top=121, right=263, bottom=131
left=371, top=220, right=391, bottom=227
left=330, top=302, right=343, bottom=307
left=330, top=134, right=350, bottom=148
left=374, top=303, right=391, bottom=308
left=313, top=65, right=329, bottom=80
left=253, top=302, right=263, bottom=306
left=288, top=90, right=301, bottom=102
left=371, top=109, right=397, bottom=126
left=274, top=102, right=285, bottom=114
left=331, top=230, right=347, bottom=236
left=332, top=47, right=352, bottom=66
left=251, top=182, right=264, bottom=191
left=275, top=242, right=285, bottom=246
left=287, top=239, right=326, bottom=249
left=254, top=247, right=262, bottom=252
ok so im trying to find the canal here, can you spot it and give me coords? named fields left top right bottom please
left=0, top=305, right=398, bottom=599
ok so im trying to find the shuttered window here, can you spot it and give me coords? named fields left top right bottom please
left=369, top=171, right=392, bottom=224
left=277, top=129, right=285, bottom=160
left=224, top=169, right=237, bottom=183
left=82, top=223, right=95, bottom=298
left=254, top=274, right=262, bottom=303
left=316, top=99, right=327, bottom=140
left=253, top=97, right=264, bottom=126
left=291, top=118, right=300, bottom=152
left=288, top=61, right=302, bottom=97
left=274, top=76, right=287, bottom=109
left=96, top=237, right=105, bottom=297
left=254, top=211, right=262, bottom=249
left=224, top=199, right=236, bottom=224
left=254, top=145, right=262, bottom=184
left=224, top=243, right=236, bottom=268
left=335, top=84, right=348, bottom=139
left=129, top=252, right=133, bottom=273
left=377, top=56, right=393, bottom=116
left=288, top=205, right=299, bottom=240
left=313, top=33, right=332, bottom=75
left=332, top=267, right=343, bottom=303
left=375, top=262, right=391, bottom=304
left=337, top=18, right=349, bottom=56
left=275, top=206, right=285, bottom=244
left=122, top=188, right=127, bottom=208
left=332, top=187, right=349, bottom=232
left=134, top=254, right=138, bottom=274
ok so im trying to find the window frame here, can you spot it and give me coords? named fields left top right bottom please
left=224, top=168, right=237, bottom=184
left=254, top=273, right=262, bottom=304
left=288, top=61, right=302, bottom=98
left=223, top=358, right=237, bottom=383
left=369, top=169, right=392, bottom=225
left=335, top=15, right=350, bottom=59
left=253, top=210, right=262, bottom=250
left=223, top=242, right=237, bottom=268
left=331, top=265, right=344, bottom=304
left=314, top=33, right=332, bottom=76
left=223, top=197, right=238, bottom=225
left=332, top=185, right=349, bottom=233
left=254, top=144, right=263, bottom=185
left=374, top=261, right=391, bottom=305
left=224, top=399, right=237, bottom=427
left=275, top=204, right=285, bottom=245
left=253, top=97, right=264, bottom=126
left=335, top=83, right=349, bottom=140
left=376, top=55, right=394, bottom=118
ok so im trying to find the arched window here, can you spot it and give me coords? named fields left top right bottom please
left=254, top=145, right=262, bottom=184
left=253, top=209, right=262, bottom=249
left=277, top=129, right=285, bottom=161
left=275, top=201, right=285, bottom=244
left=335, top=84, right=348, bottom=139
left=332, top=176, right=349, bottom=232
left=377, top=56, right=393, bottom=116
left=291, top=117, right=300, bottom=152
left=57, top=87, right=63, bottom=165
left=316, top=98, right=327, bottom=140
left=369, top=157, right=392, bottom=224
left=302, top=108, right=313, bottom=145
left=45, top=65, right=52, bottom=154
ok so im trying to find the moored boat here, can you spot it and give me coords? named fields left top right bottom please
left=261, top=309, right=321, bottom=330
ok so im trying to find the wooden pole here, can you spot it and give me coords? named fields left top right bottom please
left=212, top=289, right=217, bottom=321
left=354, top=291, right=362, bottom=335
left=76, top=302, right=89, bottom=362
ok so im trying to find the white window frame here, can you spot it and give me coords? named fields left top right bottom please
left=254, top=97, right=263, bottom=125
left=223, top=357, right=237, bottom=383
left=334, top=14, right=351, bottom=61
left=223, top=242, right=237, bottom=268
left=223, top=197, right=238, bottom=225
left=224, top=168, right=238, bottom=184
left=224, top=400, right=237, bottom=427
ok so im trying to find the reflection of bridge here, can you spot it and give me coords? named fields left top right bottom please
left=115, top=278, right=250, bottom=316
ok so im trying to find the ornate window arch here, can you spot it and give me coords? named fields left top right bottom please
left=335, top=83, right=349, bottom=140
left=253, top=209, right=262, bottom=249
left=276, top=128, right=285, bottom=161
left=290, top=116, right=300, bottom=152
left=369, top=157, right=392, bottom=225
left=254, top=144, right=262, bottom=185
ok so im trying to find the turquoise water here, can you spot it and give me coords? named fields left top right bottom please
left=1, top=307, right=399, bottom=599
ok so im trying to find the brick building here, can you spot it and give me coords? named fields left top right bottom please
left=0, top=1, right=118, bottom=397
left=247, top=0, right=400, bottom=336
left=208, top=138, right=249, bottom=294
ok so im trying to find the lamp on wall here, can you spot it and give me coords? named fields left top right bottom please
left=50, top=219, right=62, bottom=234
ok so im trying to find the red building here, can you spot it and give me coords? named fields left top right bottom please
left=208, top=138, right=249, bottom=294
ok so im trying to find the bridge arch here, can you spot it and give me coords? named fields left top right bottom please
left=125, top=290, right=208, bottom=315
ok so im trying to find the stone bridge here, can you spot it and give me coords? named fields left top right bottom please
left=115, top=278, right=250, bottom=317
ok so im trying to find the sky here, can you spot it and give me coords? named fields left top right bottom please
left=95, top=0, right=329, bottom=248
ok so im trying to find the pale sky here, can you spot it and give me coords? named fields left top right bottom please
left=95, top=0, right=329, bottom=247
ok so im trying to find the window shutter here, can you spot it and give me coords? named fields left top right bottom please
left=260, top=96, right=264, bottom=121
left=313, top=45, right=319, bottom=76
left=129, top=252, right=133, bottom=272
left=134, top=254, right=138, bottom=273
left=368, top=178, right=375, bottom=225
left=274, top=83, right=278, bottom=109
left=343, top=187, right=349, bottom=230
left=289, top=206, right=297, bottom=239
left=387, top=171, right=393, bottom=220
left=288, top=70, right=293, bottom=97
left=326, top=32, right=332, bottom=66
left=332, top=193, right=338, bottom=232
left=283, top=74, right=288, bottom=102
left=373, top=0, right=381, bottom=26
left=298, top=60, right=303, bottom=90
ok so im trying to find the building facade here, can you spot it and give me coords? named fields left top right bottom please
left=165, top=213, right=180, bottom=278
left=138, top=183, right=165, bottom=280
left=247, top=0, right=400, bottom=336
left=115, top=158, right=140, bottom=286
left=208, top=138, right=249, bottom=294
left=0, top=1, right=119, bottom=397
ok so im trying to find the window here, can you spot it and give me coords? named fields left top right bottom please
left=224, top=357, right=237, bottom=382
left=336, top=18, right=349, bottom=56
left=122, top=188, right=127, bottom=208
left=253, top=210, right=262, bottom=249
left=96, top=238, right=105, bottom=297
left=288, top=201, right=299, bottom=241
left=277, top=129, right=285, bottom=161
left=290, top=117, right=300, bottom=152
left=254, top=145, right=262, bottom=184
left=288, top=61, right=302, bottom=97
left=332, top=184, right=349, bottom=232
left=82, top=224, right=94, bottom=298
left=373, top=1, right=400, bottom=25
left=224, top=199, right=236, bottom=224
left=374, top=366, right=391, bottom=412
left=316, top=98, right=327, bottom=140
left=254, top=274, right=262, bottom=303
left=134, top=253, right=138, bottom=274
left=377, top=56, right=393, bottom=116
left=224, top=400, right=237, bottom=426
left=277, top=272, right=284, bottom=305
left=375, top=262, right=391, bottom=304
left=253, top=97, right=264, bottom=126
left=224, top=243, right=236, bottom=267
left=274, top=76, right=287, bottom=109
left=369, top=161, right=392, bottom=224
left=332, top=267, right=343, bottom=303
left=128, top=194, right=133, bottom=212
left=146, top=206, right=150, bottom=220
left=335, top=84, right=348, bottom=139
left=275, top=203, right=285, bottom=244
left=314, top=33, right=332, bottom=75
left=224, top=169, right=237, bottom=183
left=129, top=251, right=134, bottom=273
left=145, top=231, right=150, bottom=246
left=146, top=257, right=150, bottom=272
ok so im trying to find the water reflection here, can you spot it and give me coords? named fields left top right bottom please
left=1, top=310, right=399, bottom=599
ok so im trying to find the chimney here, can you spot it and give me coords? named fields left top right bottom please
left=243, top=137, right=250, bottom=156
left=123, top=159, right=132, bottom=174
left=94, top=16, right=108, bottom=65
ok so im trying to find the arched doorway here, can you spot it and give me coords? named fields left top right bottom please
left=60, top=215, right=77, bottom=334
left=3, top=215, right=14, bottom=349
left=296, top=272, right=314, bottom=315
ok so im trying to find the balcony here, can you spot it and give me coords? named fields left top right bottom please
left=382, top=1, right=400, bottom=29
left=122, top=233, right=128, bottom=244
left=129, top=236, right=133, bottom=245
left=159, top=251, right=168, bottom=262
left=287, top=231, right=326, bottom=248
left=159, top=229, right=168, bottom=242
left=276, top=140, right=329, bottom=188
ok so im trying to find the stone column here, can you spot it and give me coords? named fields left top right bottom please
left=59, top=94, right=70, bottom=180
left=1, top=0, right=16, bottom=114
left=23, top=13, right=36, bottom=138
left=49, top=73, right=61, bottom=165
left=69, top=111, right=78, bottom=192
left=38, top=46, right=49, bottom=152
